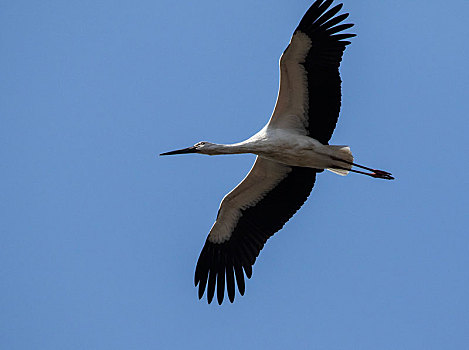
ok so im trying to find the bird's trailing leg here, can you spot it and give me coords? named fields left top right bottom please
left=348, top=168, right=394, bottom=180
left=331, top=157, right=394, bottom=180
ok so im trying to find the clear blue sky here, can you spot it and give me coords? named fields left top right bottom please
left=2, top=1, right=469, bottom=349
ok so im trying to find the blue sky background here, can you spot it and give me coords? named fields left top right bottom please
left=2, top=0, right=469, bottom=349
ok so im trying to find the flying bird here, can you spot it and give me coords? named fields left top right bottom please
left=161, top=0, right=393, bottom=304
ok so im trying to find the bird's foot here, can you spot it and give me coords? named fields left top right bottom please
left=370, top=170, right=394, bottom=180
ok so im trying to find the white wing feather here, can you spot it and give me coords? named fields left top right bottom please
left=267, top=31, right=313, bottom=134
left=208, top=157, right=292, bottom=243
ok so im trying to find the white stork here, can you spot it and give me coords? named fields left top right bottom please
left=161, top=0, right=393, bottom=304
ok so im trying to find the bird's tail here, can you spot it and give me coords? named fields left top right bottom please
left=327, top=146, right=354, bottom=176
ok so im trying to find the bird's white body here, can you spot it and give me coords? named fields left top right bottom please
left=201, top=127, right=353, bottom=174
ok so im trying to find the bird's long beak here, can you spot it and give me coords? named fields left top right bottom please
left=160, top=146, right=198, bottom=156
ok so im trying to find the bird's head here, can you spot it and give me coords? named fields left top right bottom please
left=160, top=141, right=218, bottom=156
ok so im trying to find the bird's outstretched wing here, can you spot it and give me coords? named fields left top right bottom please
left=195, top=157, right=317, bottom=304
left=268, top=0, right=355, bottom=145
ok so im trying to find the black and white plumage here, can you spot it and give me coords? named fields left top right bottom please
left=194, top=160, right=318, bottom=304
left=161, top=0, right=393, bottom=304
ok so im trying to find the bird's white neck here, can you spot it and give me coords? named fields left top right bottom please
left=205, top=142, right=255, bottom=155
